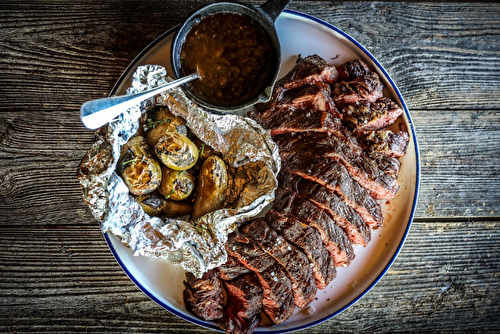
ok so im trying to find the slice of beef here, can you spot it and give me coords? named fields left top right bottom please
left=342, top=97, right=404, bottom=133
left=278, top=171, right=381, bottom=230
left=273, top=185, right=356, bottom=264
left=275, top=132, right=400, bottom=199
left=226, top=231, right=295, bottom=325
left=240, top=219, right=317, bottom=308
left=280, top=54, right=339, bottom=90
left=336, top=59, right=371, bottom=81
left=255, top=54, right=338, bottom=113
left=266, top=209, right=337, bottom=289
left=251, top=107, right=338, bottom=136
left=183, top=269, right=224, bottom=321
left=332, top=72, right=384, bottom=108
left=218, top=254, right=252, bottom=281
left=273, top=82, right=340, bottom=116
left=281, top=154, right=383, bottom=227
left=221, top=274, right=263, bottom=334
left=276, top=174, right=371, bottom=244
left=359, top=129, right=409, bottom=157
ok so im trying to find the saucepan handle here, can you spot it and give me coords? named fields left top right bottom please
left=259, top=0, right=292, bottom=22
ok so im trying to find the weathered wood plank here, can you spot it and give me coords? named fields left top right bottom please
left=0, top=221, right=498, bottom=332
left=0, top=1, right=499, bottom=110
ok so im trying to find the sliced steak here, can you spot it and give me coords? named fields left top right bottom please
left=251, top=107, right=338, bottom=136
left=280, top=54, right=339, bottom=90
left=273, top=186, right=356, bottom=264
left=336, top=59, right=371, bottom=81
left=221, top=274, right=263, bottom=334
left=359, top=129, right=409, bottom=157
left=266, top=209, right=336, bottom=289
left=240, top=219, right=317, bottom=308
left=275, top=132, right=400, bottom=199
left=332, top=72, right=384, bottom=108
left=342, top=97, right=404, bottom=133
left=226, top=231, right=295, bottom=325
left=277, top=172, right=372, bottom=241
left=281, top=154, right=383, bottom=226
left=183, top=269, right=224, bottom=321
left=273, top=82, right=339, bottom=116
left=218, top=254, right=252, bottom=281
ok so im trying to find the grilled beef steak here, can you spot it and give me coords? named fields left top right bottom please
left=226, top=231, right=295, bottom=325
left=359, top=129, right=409, bottom=157
left=266, top=209, right=337, bottom=289
left=183, top=269, right=224, bottom=321
left=336, top=59, right=371, bottom=80
left=341, top=97, right=404, bottom=133
left=332, top=72, right=384, bottom=108
left=274, top=131, right=400, bottom=199
left=240, top=219, right=317, bottom=308
left=221, top=274, right=263, bottom=334
left=273, top=185, right=356, bottom=265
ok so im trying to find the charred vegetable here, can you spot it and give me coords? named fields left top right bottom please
left=158, top=165, right=195, bottom=201
left=192, top=156, right=228, bottom=220
left=136, top=192, right=193, bottom=218
left=117, top=136, right=162, bottom=196
left=155, top=132, right=199, bottom=171
left=146, top=106, right=186, bottom=147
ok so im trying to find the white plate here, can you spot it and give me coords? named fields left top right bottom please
left=105, top=10, right=420, bottom=333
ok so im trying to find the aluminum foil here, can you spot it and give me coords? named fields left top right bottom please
left=78, top=65, right=280, bottom=277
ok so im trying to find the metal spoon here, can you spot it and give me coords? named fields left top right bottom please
left=80, top=72, right=200, bottom=130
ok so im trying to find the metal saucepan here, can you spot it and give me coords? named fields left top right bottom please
left=171, top=0, right=291, bottom=113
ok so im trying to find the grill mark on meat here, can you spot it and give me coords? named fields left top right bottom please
left=336, top=59, right=371, bottom=81
left=183, top=269, right=224, bottom=321
left=250, top=107, right=338, bottom=136
left=332, top=72, right=384, bottom=108
left=218, top=254, right=252, bottom=281
left=221, top=274, right=263, bottom=334
left=278, top=171, right=380, bottom=230
left=277, top=169, right=373, bottom=238
left=280, top=54, right=339, bottom=89
left=270, top=82, right=340, bottom=117
left=255, top=54, right=339, bottom=113
left=275, top=132, right=400, bottom=199
left=226, top=231, right=295, bottom=325
left=280, top=153, right=383, bottom=227
left=240, top=219, right=317, bottom=308
left=359, top=130, right=409, bottom=158
left=266, top=209, right=336, bottom=289
left=273, top=185, right=356, bottom=264
left=341, top=97, right=404, bottom=133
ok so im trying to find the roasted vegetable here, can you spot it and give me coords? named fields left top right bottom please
left=192, top=156, right=228, bottom=220
left=145, top=106, right=186, bottom=147
left=136, top=192, right=192, bottom=218
left=155, top=132, right=199, bottom=171
left=158, top=165, right=195, bottom=201
left=117, top=136, right=162, bottom=196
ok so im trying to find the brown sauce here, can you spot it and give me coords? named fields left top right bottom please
left=180, top=13, right=275, bottom=107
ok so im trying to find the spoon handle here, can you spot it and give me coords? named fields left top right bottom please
left=80, top=72, right=199, bottom=130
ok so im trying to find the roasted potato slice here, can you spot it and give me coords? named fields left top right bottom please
left=155, top=132, right=199, bottom=171
left=192, top=155, right=228, bottom=220
left=117, top=136, right=162, bottom=196
left=136, top=192, right=192, bottom=218
left=158, top=165, right=195, bottom=201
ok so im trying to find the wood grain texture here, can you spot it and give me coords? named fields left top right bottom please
left=0, top=222, right=499, bottom=332
left=1, top=1, right=500, bottom=333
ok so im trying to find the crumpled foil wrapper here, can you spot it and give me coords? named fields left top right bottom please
left=78, top=65, right=280, bottom=277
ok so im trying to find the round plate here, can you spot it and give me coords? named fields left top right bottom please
left=105, top=10, right=420, bottom=333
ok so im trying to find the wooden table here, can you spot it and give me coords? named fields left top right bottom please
left=1, top=1, right=499, bottom=332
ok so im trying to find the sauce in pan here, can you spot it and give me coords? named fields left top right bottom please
left=180, top=13, right=274, bottom=107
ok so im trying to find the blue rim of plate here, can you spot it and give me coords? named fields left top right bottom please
left=104, top=9, right=420, bottom=333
